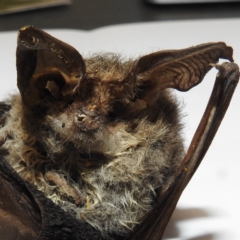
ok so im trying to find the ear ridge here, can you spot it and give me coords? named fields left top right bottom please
left=130, top=42, right=233, bottom=104
left=135, top=42, right=233, bottom=75
left=17, top=26, right=86, bottom=109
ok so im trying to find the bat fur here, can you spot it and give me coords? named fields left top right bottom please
left=0, top=26, right=234, bottom=238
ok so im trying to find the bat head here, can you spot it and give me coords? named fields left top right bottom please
left=16, top=26, right=233, bottom=150
left=0, top=26, right=237, bottom=240
left=0, top=26, right=235, bottom=238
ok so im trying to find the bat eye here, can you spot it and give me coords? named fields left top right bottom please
left=68, top=100, right=74, bottom=106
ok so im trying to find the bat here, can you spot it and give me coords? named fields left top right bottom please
left=0, top=26, right=238, bottom=240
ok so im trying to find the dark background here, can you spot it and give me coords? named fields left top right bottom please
left=0, top=0, right=240, bottom=31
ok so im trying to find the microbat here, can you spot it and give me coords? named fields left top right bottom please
left=0, top=26, right=235, bottom=238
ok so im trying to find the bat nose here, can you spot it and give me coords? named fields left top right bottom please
left=75, top=113, right=99, bottom=132
left=77, top=114, right=86, bottom=122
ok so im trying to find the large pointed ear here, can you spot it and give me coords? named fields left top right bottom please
left=16, top=26, right=86, bottom=109
left=130, top=42, right=233, bottom=104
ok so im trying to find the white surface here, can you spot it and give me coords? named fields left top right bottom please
left=0, top=19, right=240, bottom=239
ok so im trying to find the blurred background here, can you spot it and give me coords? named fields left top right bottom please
left=0, top=0, right=240, bottom=31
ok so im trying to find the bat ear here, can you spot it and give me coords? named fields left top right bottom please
left=131, top=42, right=233, bottom=104
left=16, top=26, right=86, bottom=109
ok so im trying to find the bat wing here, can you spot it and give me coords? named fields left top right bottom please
left=0, top=157, right=107, bottom=240
left=0, top=157, right=41, bottom=240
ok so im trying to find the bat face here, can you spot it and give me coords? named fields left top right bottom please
left=41, top=56, right=134, bottom=147
left=0, top=26, right=236, bottom=239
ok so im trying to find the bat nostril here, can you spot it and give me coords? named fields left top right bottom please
left=77, top=114, right=86, bottom=122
